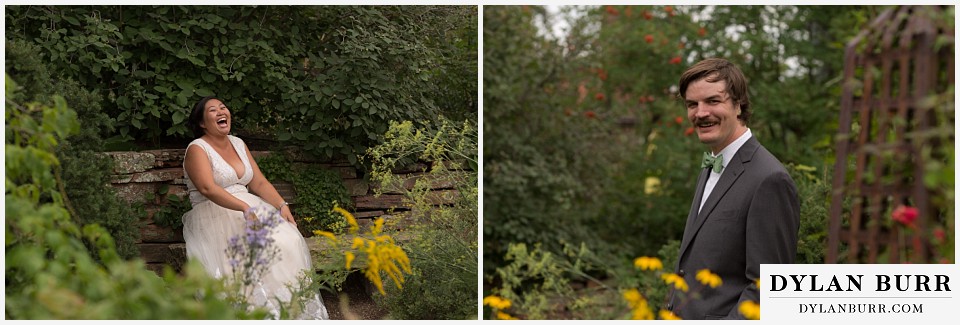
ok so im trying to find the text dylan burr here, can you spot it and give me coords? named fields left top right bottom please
left=770, top=274, right=951, bottom=292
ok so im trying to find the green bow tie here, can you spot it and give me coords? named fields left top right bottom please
left=701, top=152, right=724, bottom=173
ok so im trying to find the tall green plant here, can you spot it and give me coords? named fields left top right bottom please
left=365, top=119, right=478, bottom=319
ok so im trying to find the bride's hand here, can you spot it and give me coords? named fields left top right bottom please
left=243, top=205, right=259, bottom=222
left=280, top=205, right=298, bottom=228
left=245, top=212, right=259, bottom=222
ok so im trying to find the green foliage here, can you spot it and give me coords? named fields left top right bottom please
left=789, top=164, right=831, bottom=264
left=151, top=185, right=192, bottom=230
left=366, top=119, right=478, bottom=320
left=488, top=243, right=576, bottom=320
left=5, top=5, right=477, bottom=166
left=484, top=5, right=625, bottom=278
left=6, top=38, right=144, bottom=259
left=255, top=153, right=351, bottom=233
left=5, top=74, right=267, bottom=319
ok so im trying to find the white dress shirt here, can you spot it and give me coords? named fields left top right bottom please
left=699, top=128, right=753, bottom=213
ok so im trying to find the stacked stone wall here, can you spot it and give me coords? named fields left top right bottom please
left=106, top=148, right=459, bottom=273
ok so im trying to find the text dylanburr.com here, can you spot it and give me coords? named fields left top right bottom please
left=761, top=264, right=958, bottom=321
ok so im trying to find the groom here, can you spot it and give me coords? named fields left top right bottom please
left=666, top=58, right=800, bottom=320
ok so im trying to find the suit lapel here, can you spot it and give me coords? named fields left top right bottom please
left=678, top=168, right=709, bottom=257
left=677, top=137, right=760, bottom=262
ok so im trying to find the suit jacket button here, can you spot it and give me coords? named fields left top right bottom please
left=678, top=269, right=685, bottom=276
left=666, top=303, right=674, bottom=310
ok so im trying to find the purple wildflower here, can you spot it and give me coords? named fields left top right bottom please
left=225, top=204, right=284, bottom=289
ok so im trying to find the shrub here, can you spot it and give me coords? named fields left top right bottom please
left=6, top=38, right=144, bottom=259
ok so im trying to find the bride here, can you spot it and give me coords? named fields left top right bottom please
left=181, top=96, right=328, bottom=319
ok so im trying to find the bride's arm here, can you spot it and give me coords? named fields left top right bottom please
left=243, top=143, right=297, bottom=227
left=184, top=145, right=252, bottom=215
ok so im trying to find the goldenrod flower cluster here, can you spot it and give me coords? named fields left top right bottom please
left=695, top=269, right=722, bottom=288
left=312, top=230, right=337, bottom=242
left=334, top=206, right=359, bottom=233
left=483, top=295, right=518, bottom=320
left=738, top=300, right=760, bottom=320
left=622, top=289, right=654, bottom=320
left=331, top=206, right=412, bottom=296
left=633, top=256, right=663, bottom=271
left=661, top=273, right=689, bottom=292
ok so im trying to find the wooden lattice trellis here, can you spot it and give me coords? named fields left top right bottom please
left=827, top=6, right=954, bottom=263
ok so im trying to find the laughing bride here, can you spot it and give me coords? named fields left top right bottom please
left=180, top=96, right=328, bottom=319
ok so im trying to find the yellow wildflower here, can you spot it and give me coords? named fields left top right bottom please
left=739, top=300, right=760, bottom=320
left=483, top=295, right=512, bottom=310
left=658, top=309, right=682, bottom=320
left=622, top=289, right=654, bottom=320
left=496, top=311, right=519, bottom=320
left=661, top=273, right=689, bottom=292
left=695, top=269, right=722, bottom=288
left=633, top=256, right=663, bottom=271
left=755, top=278, right=760, bottom=289
left=313, top=230, right=338, bottom=243
left=333, top=206, right=359, bottom=234
left=372, top=217, right=385, bottom=235
left=644, top=177, right=661, bottom=195
left=622, top=288, right=642, bottom=304
left=352, top=237, right=365, bottom=249
left=344, top=251, right=355, bottom=269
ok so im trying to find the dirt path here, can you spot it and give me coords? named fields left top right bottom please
left=320, top=272, right=390, bottom=320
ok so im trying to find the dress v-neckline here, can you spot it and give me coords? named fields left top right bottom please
left=201, top=137, right=247, bottom=180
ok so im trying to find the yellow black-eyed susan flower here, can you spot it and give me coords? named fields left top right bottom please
left=696, top=269, right=722, bottom=288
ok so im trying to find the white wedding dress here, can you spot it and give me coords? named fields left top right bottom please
left=181, top=135, right=328, bottom=320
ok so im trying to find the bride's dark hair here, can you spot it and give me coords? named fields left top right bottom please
left=188, top=96, right=221, bottom=138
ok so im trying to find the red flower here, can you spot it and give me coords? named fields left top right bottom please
left=645, top=35, right=654, bottom=44
left=698, top=27, right=707, bottom=37
left=594, top=93, right=606, bottom=101
left=638, top=96, right=647, bottom=104
left=892, top=205, right=919, bottom=226
left=933, top=228, right=946, bottom=242
left=664, top=6, right=675, bottom=17
left=669, top=56, right=682, bottom=65
left=597, top=68, right=608, bottom=81
left=674, top=116, right=684, bottom=125
left=647, top=95, right=654, bottom=102
left=678, top=42, right=685, bottom=49
left=564, top=108, right=573, bottom=116
left=605, top=6, right=619, bottom=16
left=584, top=111, right=596, bottom=119
left=685, top=127, right=695, bottom=136
left=642, top=10, right=653, bottom=20
left=940, top=258, right=951, bottom=264
left=625, top=7, right=633, bottom=18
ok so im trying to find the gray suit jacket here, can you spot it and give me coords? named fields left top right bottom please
left=669, top=136, right=799, bottom=320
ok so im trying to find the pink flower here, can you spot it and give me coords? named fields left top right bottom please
left=891, top=205, right=918, bottom=226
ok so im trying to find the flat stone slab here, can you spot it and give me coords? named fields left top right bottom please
left=104, top=152, right=156, bottom=174
left=112, top=168, right=184, bottom=184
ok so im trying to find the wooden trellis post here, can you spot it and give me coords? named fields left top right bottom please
left=827, top=5, right=954, bottom=263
